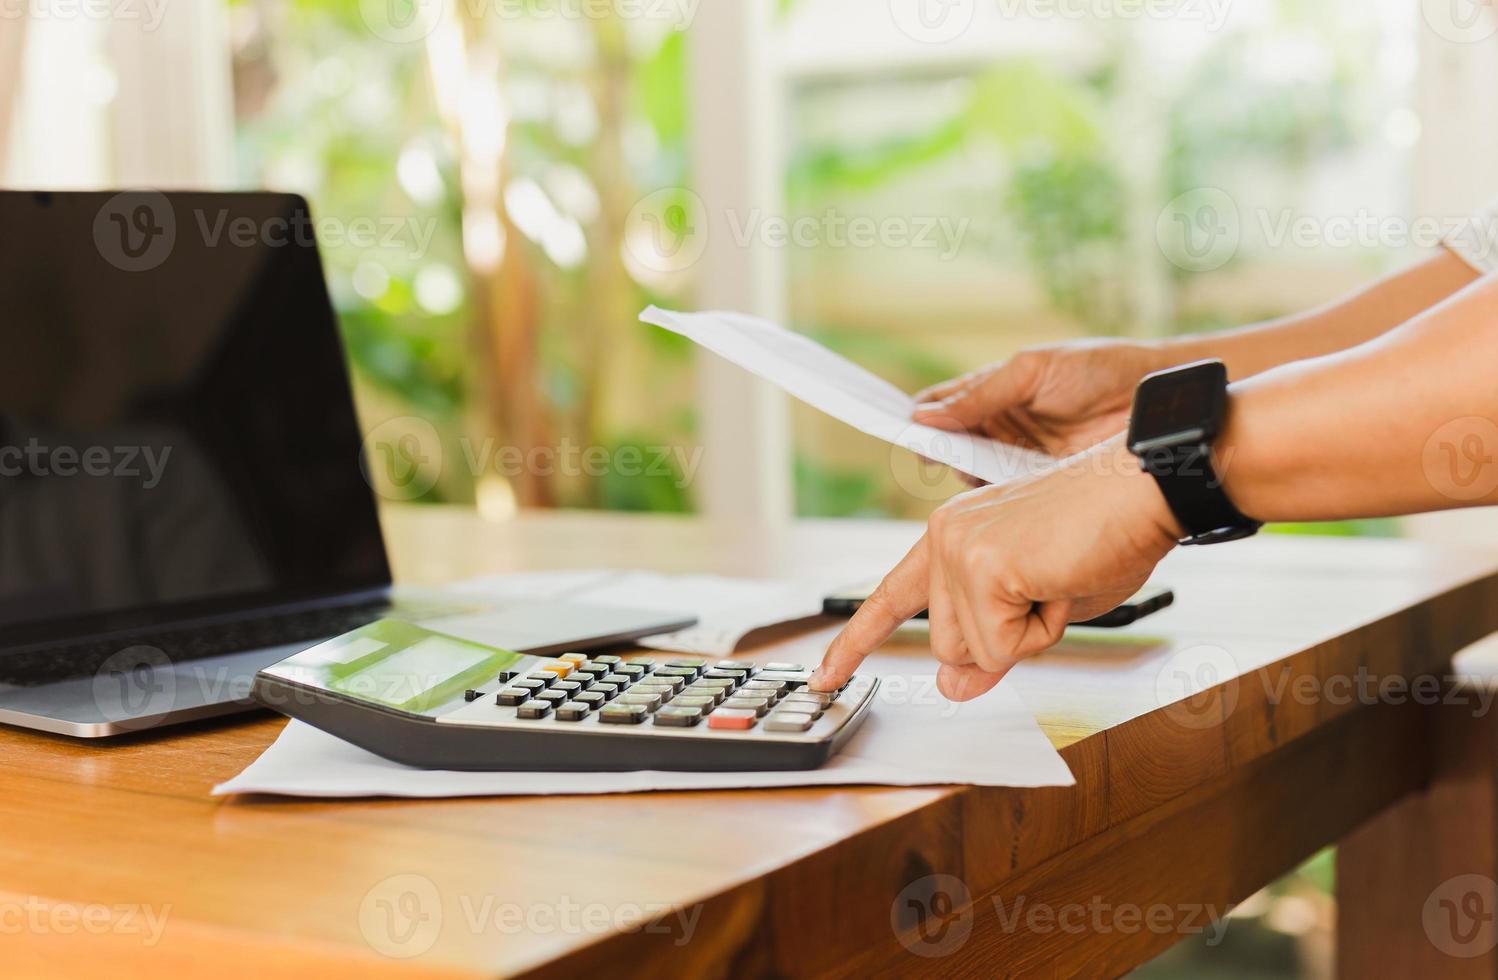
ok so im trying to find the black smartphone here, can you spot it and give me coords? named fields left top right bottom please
left=821, top=584, right=1175, bottom=629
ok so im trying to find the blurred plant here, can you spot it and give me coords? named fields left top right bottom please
left=230, top=0, right=698, bottom=511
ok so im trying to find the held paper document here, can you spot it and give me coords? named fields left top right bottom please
left=641, top=306, right=1052, bottom=486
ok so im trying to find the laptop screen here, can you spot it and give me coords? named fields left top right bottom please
left=0, top=191, right=391, bottom=648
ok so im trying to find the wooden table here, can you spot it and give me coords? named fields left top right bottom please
left=5, top=507, right=1498, bottom=978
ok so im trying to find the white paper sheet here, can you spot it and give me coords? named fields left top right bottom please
left=641, top=306, right=1052, bottom=486
left=213, top=655, right=1075, bottom=798
left=441, top=566, right=870, bottom=657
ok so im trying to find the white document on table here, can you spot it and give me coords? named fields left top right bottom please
left=212, top=654, right=1075, bottom=799
left=440, top=565, right=870, bottom=657
left=641, top=306, right=1052, bottom=486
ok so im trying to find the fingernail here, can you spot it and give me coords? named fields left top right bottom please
left=913, top=401, right=944, bottom=414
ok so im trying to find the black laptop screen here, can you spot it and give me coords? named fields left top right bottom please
left=0, top=191, right=391, bottom=647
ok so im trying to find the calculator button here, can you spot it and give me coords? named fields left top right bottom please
left=560, top=653, right=589, bottom=665
left=495, top=688, right=531, bottom=706
left=576, top=691, right=607, bottom=710
left=721, top=696, right=771, bottom=717
left=654, top=666, right=698, bottom=681
left=682, top=685, right=728, bottom=705
left=701, top=669, right=745, bottom=684
left=600, top=704, right=648, bottom=725
left=620, top=692, right=664, bottom=711
left=671, top=695, right=717, bottom=712
left=536, top=689, right=570, bottom=705
left=555, top=701, right=592, bottom=721
left=707, top=709, right=756, bottom=730
left=667, top=659, right=707, bottom=670
left=515, top=678, right=548, bottom=692
left=654, top=705, right=704, bottom=727
left=764, top=712, right=816, bottom=733
left=778, top=700, right=824, bottom=719
left=616, top=664, right=647, bottom=680
left=538, top=661, right=575, bottom=678
left=590, top=682, right=620, bottom=700
left=494, top=671, right=518, bottom=684
left=600, top=673, right=634, bottom=688
left=637, top=676, right=684, bottom=694
left=552, top=680, right=583, bottom=696
left=629, top=658, right=656, bottom=672
left=577, top=662, right=610, bottom=678
left=741, top=681, right=786, bottom=698
left=755, top=670, right=813, bottom=687
left=764, top=663, right=805, bottom=672
left=717, top=660, right=756, bottom=672
left=517, top=699, right=553, bottom=719
left=463, top=689, right=484, bottom=702
left=592, top=655, right=622, bottom=667
left=784, top=691, right=831, bottom=707
left=692, top=677, right=736, bottom=689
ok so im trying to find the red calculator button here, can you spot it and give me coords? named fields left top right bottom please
left=707, top=709, right=757, bottom=731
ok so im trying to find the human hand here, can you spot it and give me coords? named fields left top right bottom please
left=913, top=340, right=1172, bottom=458
left=810, top=438, right=1181, bottom=701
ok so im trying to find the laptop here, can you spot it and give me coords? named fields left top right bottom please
left=0, top=190, right=693, bottom=737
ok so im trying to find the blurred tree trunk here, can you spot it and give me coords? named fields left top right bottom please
left=445, top=14, right=556, bottom=509
left=578, top=14, right=636, bottom=507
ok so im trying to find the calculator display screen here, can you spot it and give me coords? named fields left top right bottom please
left=268, top=621, right=523, bottom=715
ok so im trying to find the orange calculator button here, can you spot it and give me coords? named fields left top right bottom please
left=707, top=709, right=756, bottom=731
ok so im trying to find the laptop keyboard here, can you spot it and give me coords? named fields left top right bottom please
left=0, top=600, right=402, bottom=687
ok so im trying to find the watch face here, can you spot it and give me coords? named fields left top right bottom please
left=1129, top=362, right=1227, bottom=448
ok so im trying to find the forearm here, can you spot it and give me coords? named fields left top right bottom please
left=1216, top=271, right=1498, bottom=522
left=1162, top=249, right=1480, bottom=379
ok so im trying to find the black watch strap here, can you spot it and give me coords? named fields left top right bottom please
left=1127, top=360, right=1262, bottom=547
left=1136, top=445, right=1262, bottom=546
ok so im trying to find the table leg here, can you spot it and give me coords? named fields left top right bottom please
left=1338, top=693, right=1498, bottom=977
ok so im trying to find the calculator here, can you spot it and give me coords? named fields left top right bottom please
left=252, top=620, right=878, bottom=772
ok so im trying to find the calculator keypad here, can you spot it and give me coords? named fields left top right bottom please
left=440, top=654, right=868, bottom=745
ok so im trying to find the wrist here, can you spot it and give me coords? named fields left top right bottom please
left=1100, top=437, right=1187, bottom=546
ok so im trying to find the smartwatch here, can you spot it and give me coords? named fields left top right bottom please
left=1126, top=360, right=1262, bottom=546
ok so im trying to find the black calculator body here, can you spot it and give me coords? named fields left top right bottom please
left=252, top=620, right=877, bottom=772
